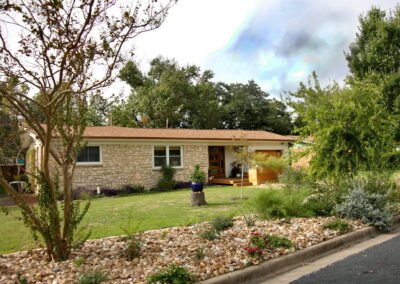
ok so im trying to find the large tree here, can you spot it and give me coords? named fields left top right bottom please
left=0, top=0, right=175, bottom=261
left=114, top=57, right=223, bottom=128
left=114, top=57, right=294, bottom=133
left=219, top=81, right=293, bottom=134
left=345, top=5, right=400, bottom=139
left=289, top=73, right=395, bottom=179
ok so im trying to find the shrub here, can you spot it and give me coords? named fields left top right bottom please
left=0, top=184, right=6, bottom=196
left=199, top=229, right=218, bottom=241
left=245, top=233, right=292, bottom=258
left=147, top=264, right=196, bottom=284
left=323, top=219, right=351, bottom=234
left=278, top=167, right=313, bottom=188
left=211, top=215, right=233, bottom=232
left=335, top=182, right=393, bottom=231
left=156, top=165, right=176, bottom=191
left=78, top=271, right=107, bottom=284
left=190, top=164, right=207, bottom=183
left=121, top=234, right=143, bottom=260
left=251, top=188, right=315, bottom=219
left=121, top=184, right=145, bottom=195
left=256, top=155, right=287, bottom=172
left=174, top=181, right=192, bottom=189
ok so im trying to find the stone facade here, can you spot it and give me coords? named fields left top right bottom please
left=70, top=144, right=209, bottom=190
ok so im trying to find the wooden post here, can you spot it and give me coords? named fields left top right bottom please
left=191, top=191, right=207, bottom=206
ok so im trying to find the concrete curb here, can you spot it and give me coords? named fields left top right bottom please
left=201, top=216, right=400, bottom=284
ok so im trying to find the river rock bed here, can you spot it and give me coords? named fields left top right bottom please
left=0, top=216, right=365, bottom=283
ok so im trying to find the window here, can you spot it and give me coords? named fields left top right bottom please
left=77, top=146, right=101, bottom=164
left=153, top=146, right=182, bottom=168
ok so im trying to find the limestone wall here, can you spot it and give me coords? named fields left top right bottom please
left=71, top=144, right=209, bottom=190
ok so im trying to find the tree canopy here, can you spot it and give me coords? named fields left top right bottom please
left=289, top=74, right=396, bottom=179
left=112, top=57, right=293, bottom=134
left=345, top=5, right=400, bottom=140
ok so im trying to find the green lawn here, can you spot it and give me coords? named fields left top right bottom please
left=0, top=186, right=265, bottom=254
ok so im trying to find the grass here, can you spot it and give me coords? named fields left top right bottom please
left=0, top=186, right=263, bottom=254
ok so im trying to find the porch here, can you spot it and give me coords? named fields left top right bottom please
left=208, top=146, right=283, bottom=186
left=212, top=177, right=252, bottom=187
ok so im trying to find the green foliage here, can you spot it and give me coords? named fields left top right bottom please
left=278, top=167, right=313, bottom=188
left=289, top=74, right=396, bottom=179
left=114, top=57, right=293, bottom=134
left=0, top=184, right=6, bottom=196
left=193, top=247, right=205, bottom=261
left=121, top=234, right=143, bottom=260
left=22, top=172, right=91, bottom=260
left=335, top=181, right=393, bottom=231
left=78, top=271, right=107, bottom=284
left=345, top=6, right=400, bottom=140
left=251, top=188, right=316, bottom=219
left=190, top=164, right=206, bottom=183
left=74, top=257, right=85, bottom=267
left=156, top=165, right=176, bottom=191
left=147, top=264, right=196, bottom=284
left=199, top=229, right=218, bottom=241
left=0, top=100, right=22, bottom=162
left=160, top=231, right=168, bottom=240
left=323, top=219, right=351, bottom=234
left=243, top=214, right=256, bottom=227
left=211, top=215, right=234, bottom=232
left=245, top=233, right=292, bottom=258
left=254, top=154, right=287, bottom=172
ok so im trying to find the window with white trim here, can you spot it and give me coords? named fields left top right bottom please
left=77, top=146, right=101, bottom=164
left=153, top=146, right=182, bottom=168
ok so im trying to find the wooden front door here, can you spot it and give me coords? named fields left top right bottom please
left=208, top=146, right=225, bottom=178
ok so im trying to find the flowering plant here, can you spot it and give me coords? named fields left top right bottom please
left=244, top=232, right=292, bottom=258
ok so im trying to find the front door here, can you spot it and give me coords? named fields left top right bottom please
left=208, top=146, right=225, bottom=178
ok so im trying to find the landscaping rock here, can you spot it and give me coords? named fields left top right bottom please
left=0, top=216, right=365, bottom=283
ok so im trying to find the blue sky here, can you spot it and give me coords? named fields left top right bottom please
left=125, top=0, right=398, bottom=98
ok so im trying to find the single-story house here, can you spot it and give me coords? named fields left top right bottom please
left=27, top=126, right=295, bottom=191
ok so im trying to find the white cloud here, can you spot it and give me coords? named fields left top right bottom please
left=131, top=0, right=258, bottom=68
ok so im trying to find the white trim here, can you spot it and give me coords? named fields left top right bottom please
left=76, top=145, right=103, bottom=166
left=152, top=145, right=183, bottom=169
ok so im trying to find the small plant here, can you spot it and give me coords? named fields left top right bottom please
left=156, top=164, right=177, bottom=191
left=335, top=182, right=393, bottom=231
left=193, top=247, right=205, bottom=261
left=323, top=219, right=351, bottom=234
left=147, top=264, right=196, bottom=284
left=16, top=275, right=29, bottom=284
left=243, top=214, right=256, bottom=227
left=190, top=164, right=206, bottom=183
left=78, top=271, right=107, bottom=284
left=211, top=215, right=233, bottom=232
left=160, top=231, right=168, bottom=240
left=121, top=234, right=143, bottom=260
left=244, top=233, right=292, bottom=258
left=74, top=257, right=85, bottom=267
left=199, top=229, right=218, bottom=240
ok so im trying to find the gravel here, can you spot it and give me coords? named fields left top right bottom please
left=0, top=216, right=365, bottom=283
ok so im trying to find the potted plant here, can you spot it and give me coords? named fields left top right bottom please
left=190, top=164, right=206, bottom=192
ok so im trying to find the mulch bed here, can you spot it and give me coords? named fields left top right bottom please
left=0, top=216, right=365, bottom=284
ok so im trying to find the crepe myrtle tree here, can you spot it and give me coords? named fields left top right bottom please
left=0, top=0, right=176, bottom=261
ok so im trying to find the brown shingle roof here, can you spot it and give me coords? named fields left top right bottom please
left=78, top=126, right=294, bottom=141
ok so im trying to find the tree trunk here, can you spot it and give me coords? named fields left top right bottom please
left=191, top=192, right=207, bottom=206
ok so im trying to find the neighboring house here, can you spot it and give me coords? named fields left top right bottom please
left=27, top=126, right=295, bottom=190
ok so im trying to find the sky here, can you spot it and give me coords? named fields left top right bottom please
left=117, top=0, right=398, bottom=98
